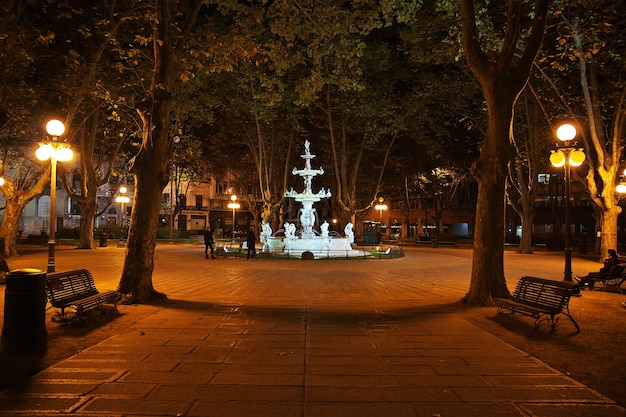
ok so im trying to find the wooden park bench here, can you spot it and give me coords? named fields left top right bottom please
left=494, top=276, right=580, bottom=332
left=45, top=269, right=120, bottom=323
left=25, top=234, right=49, bottom=247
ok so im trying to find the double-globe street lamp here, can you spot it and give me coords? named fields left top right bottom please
left=549, top=123, right=585, bottom=282
left=36, top=119, right=73, bottom=273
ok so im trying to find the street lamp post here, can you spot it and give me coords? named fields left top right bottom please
left=374, top=197, right=388, bottom=243
left=36, top=119, right=73, bottom=273
left=169, top=164, right=175, bottom=243
left=168, top=136, right=180, bottom=243
left=228, top=195, right=240, bottom=242
left=550, top=123, right=585, bottom=282
left=115, top=186, right=130, bottom=246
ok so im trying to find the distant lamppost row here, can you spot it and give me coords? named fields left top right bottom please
left=36, top=119, right=73, bottom=273
left=549, top=122, right=585, bottom=282
left=115, top=186, right=130, bottom=246
left=228, top=195, right=240, bottom=241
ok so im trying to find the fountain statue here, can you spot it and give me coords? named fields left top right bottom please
left=263, top=140, right=364, bottom=258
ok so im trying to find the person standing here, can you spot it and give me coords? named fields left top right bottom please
left=204, top=227, right=216, bottom=259
left=246, top=227, right=256, bottom=260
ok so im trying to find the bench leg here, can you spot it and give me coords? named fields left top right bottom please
left=534, top=311, right=580, bottom=333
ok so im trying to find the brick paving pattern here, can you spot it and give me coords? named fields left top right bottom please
left=0, top=245, right=624, bottom=416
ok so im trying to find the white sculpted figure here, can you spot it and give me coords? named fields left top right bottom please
left=284, top=222, right=296, bottom=239
left=260, top=221, right=272, bottom=250
left=320, top=221, right=329, bottom=238
left=344, top=222, right=354, bottom=244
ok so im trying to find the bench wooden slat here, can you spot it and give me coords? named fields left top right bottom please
left=494, top=276, right=579, bottom=332
left=45, top=269, right=119, bottom=323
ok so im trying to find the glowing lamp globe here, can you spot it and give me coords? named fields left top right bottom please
left=556, top=123, right=577, bottom=142
left=36, top=143, right=54, bottom=161
left=569, top=150, right=585, bottom=167
left=45, top=119, right=65, bottom=137
left=55, top=147, right=73, bottom=162
left=549, top=150, right=566, bottom=168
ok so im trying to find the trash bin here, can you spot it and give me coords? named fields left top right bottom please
left=99, top=233, right=107, bottom=247
left=1, top=268, right=47, bottom=352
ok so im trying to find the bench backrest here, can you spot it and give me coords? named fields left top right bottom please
left=512, top=276, right=573, bottom=311
left=604, top=263, right=625, bottom=280
left=45, top=269, right=99, bottom=307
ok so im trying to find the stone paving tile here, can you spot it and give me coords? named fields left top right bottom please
left=119, top=370, right=214, bottom=384
left=150, top=384, right=304, bottom=402
left=81, top=397, right=192, bottom=415
left=30, top=369, right=121, bottom=382
left=188, top=401, right=302, bottom=417
left=412, top=403, right=529, bottom=417
left=483, top=374, right=585, bottom=387
left=306, top=386, right=460, bottom=402
left=306, top=374, right=400, bottom=387
left=209, top=372, right=303, bottom=385
left=453, top=386, right=609, bottom=402
left=305, top=403, right=418, bottom=417
left=519, top=403, right=626, bottom=417
left=89, top=382, right=156, bottom=396
left=306, top=364, right=437, bottom=376
left=0, top=396, right=83, bottom=413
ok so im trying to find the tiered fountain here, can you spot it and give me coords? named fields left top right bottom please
left=261, top=140, right=361, bottom=258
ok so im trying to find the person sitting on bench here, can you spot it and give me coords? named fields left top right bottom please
left=578, top=249, right=620, bottom=289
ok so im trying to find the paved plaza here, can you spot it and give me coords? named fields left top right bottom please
left=0, top=244, right=625, bottom=416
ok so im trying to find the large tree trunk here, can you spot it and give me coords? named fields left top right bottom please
left=117, top=0, right=202, bottom=303
left=464, top=105, right=514, bottom=304
left=460, top=0, right=549, bottom=305
left=117, top=150, right=167, bottom=301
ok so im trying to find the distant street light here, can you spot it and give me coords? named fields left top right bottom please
left=228, top=194, right=240, bottom=241
left=549, top=122, right=585, bottom=282
left=115, top=186, right=131, bottom=246
left=36, top=119, right=73, bottom=273
left=374, top=197, right=388, bottom=218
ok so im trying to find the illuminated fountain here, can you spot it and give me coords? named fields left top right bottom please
left=262, top=140, right=362, bottom=258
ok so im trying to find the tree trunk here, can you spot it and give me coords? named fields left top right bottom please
left=77, top=200, right=97, bottom=249
left=118, top=0, right=189, bottom=302
left=116, top=0, right=203, bottom=303
left=600, top=206, right=621, bottom=255
left=0, top=203, right=26, bottom=258
left=463, top=105, right=513, bottom=304
left=517, top=208, right=534, bottom=254
left=117, top=154, right=167, bottom=301
left=460, top=0, right=548, bottom=304
left=0, top=166, right=50, bottom=258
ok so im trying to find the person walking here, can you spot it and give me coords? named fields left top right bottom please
left=246, top=227, right=256, bottom=260
left=204, top=227, right=216, bottom=259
